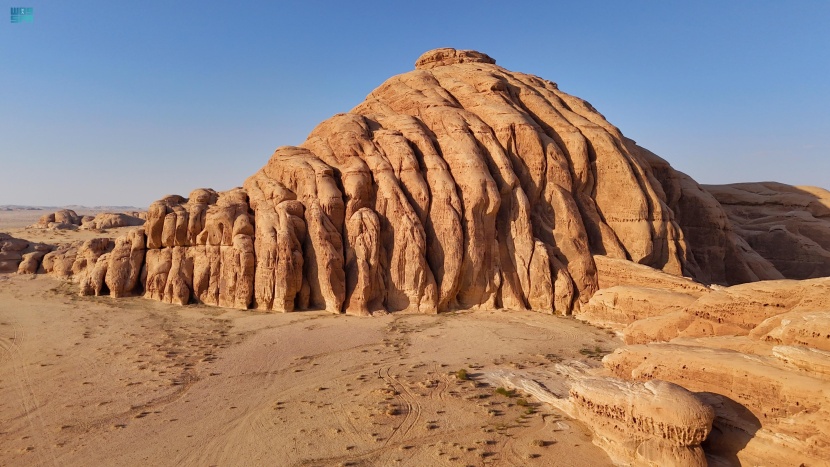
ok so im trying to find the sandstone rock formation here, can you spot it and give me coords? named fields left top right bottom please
left=704, top=182, right=830, bottom=279
left=32, top=209, right=82, bottom=230
left=572, top=267, right=830, bottom=464
left=605, top=340, right=830, bottom=466
left=82, top=212, right=145, bottom=230
left=630, top=146, right=783, bottom=284
left=579, top=286, right=700, bottom=331
left=42, top=238, right=113, bottom=280
left=141, top=188, right=255, bottom=309
left=29, top=209, right=145, bottom=231
left=3, top=47, right=829, bottom=466
left=569, top=378, right=713, bottom=467
left=205, top=47, right=791, bottom=315
left=15, top=48, right=809, bottom=315
left=483, top=367, right=714, bottom=467
left=0, top=233, right=53, bottom=273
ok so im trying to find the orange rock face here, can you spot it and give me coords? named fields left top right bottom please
left=20, top=48, right=821, bottom=317
left=142, top=188, right=255, bottom=309
left=215, top=48, right=784, bottom=315
left=704, top=182, right=830, bottom=279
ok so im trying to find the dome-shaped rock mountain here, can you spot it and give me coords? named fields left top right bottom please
left=78, top=48, right=789, bottom=314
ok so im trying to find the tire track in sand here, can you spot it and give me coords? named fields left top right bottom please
left=5, top=318, right=58, bottom=466
left=379, top=365, right=421, bottom=446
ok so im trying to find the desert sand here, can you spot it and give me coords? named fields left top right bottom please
left=0, top=272, right=618, bottom=466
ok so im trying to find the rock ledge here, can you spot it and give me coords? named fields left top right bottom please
left=414, top=48, right=496, bottom=70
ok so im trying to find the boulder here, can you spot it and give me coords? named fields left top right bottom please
left=81, top=212, right=145, bottom=230
left=569, top=377, right=713, bottom=467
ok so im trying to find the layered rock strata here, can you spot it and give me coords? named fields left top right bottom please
left=569, top=378, right=713, bottom=467
left=575, top=265, right=830, bottom=464
left=605, top=341, right=830, bottom=466
left=704, top=182, right=830, bottom=279
left=483, top=368, right=714, bottom=466
left=83, top=212, right=145, bottom=230
left=629, top=145, right=783, bottom=284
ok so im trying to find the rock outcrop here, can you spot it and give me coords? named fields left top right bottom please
left=29, top=209, right=145, bottom=231
left=630, top=146, right=783, bottom=285
left=142, top=188, right=255, bottom=309
left=201, top=47, right=793, bottom=315
left=704, top=182, right=830, bottom=279
left=605, top=340, right=830, bottom=466
left=569, top=378, right=713, bottom=467
left=483, top=367, right=714, bottom=467
left=12, top=48, right=815, bottom=316
left=6, top=48, right=827, bottom=320
left=82, top=212, right=145, bottom=230
left=42, top=238, right=113, bottom=280
left=579, top=286, right=700, bottom=331
left=0, top=233, right=53, bottom=273
left=32, top=209, right=82, bottom=230
left=573, top=270, right=830, bottom=465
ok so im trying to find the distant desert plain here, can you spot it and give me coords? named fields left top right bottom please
left=2, top=49, right=830, bottom=467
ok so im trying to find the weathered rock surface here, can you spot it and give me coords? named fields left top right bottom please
left=81, top=212, right=145, bottom=230
left=17, top=251, right=47, bottom=274
left=633, top=146, right=784, bottom=285
left=28, top=209, right=147, bottom=231
left=751, top=309, right=830, bottom=351
left=604, top=343, right=830, bottom=466
left=243, top=149, right=346, bottom=313
left=579, top=286, right=699, bottom=330
left=772, top=345, right=830, bottom=376
left=30, top=209, right=82, bottom=230
left=0, top=233, right=53, bottom=273
left=223, top=47, right=795, bottom=316
left=705, top=182, right=830, bottom=279
left=483, top=367, right=714, bottom=467
left=591, top=275, right=830, bottom=465
left=574, top=256, right=830, bottom=464
left=104, top=228, right=146, bottom=297
left=570, top=377, right=713, bottom=467
left=141, top=188, right=255, bottom=309
left=579, top=271, right=830, bottom=343
left=685, top=277, right=830, bottom=334
left=8, top=48, right=820, bottom=317
left=592, top=255, right=709, bottom=296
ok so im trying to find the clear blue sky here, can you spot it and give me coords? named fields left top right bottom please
left=2, top=1, right=829, bottom=207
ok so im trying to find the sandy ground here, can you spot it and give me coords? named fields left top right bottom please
left=0, top=209, right=142, bottom=245
left=0, top=273, right=620, bottom=467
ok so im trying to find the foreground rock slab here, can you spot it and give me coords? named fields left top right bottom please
left=483, top=368, right=713, bottom=466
